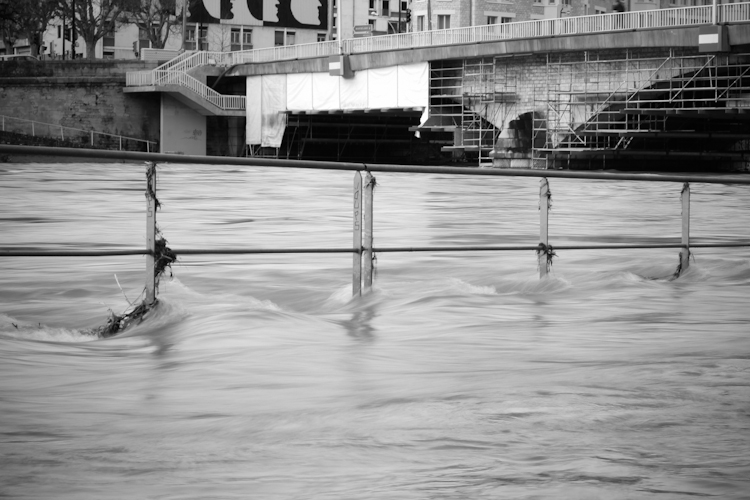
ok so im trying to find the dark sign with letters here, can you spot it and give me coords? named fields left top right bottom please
left=187, top=0, right=328, bottom=30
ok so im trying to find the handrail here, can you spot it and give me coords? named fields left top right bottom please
left=0, top=115, right=158, bottom=152
left=1, top=145, right=749, bottom=304
left=2, top=145, right=749, bottom=184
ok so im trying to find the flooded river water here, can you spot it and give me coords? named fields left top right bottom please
left=1, top=162, right=749, bottom=499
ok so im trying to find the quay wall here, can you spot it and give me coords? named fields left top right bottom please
left=0, top=61, right=161, bottom=147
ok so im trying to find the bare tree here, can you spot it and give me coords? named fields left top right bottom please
left=121, top=0, right=182, bottom=50
left=1, top=0, right=58, bottom=56
left=0, top=0, right=24, bottom=53
left=208, top=24, right=232, bottom=53
left=60, top=0, right=130, bottom=59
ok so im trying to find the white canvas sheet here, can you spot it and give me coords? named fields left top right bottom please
left=261, top=74, right=287, bottom=148
left=397, top=63, right=429, bottom=108
left=247, top=63, right=430, bottom=145
left=286, top=73, right=313, bottom=111
left=312, top=72, right=340, bottom=111
left=246, top=76, right=262, bottom=145
left=367, top=66, right=398, bottom=109
left=339, top=70, right=369, bottom=110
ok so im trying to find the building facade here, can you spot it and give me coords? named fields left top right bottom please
left=2, top=0, right=733, bottom=59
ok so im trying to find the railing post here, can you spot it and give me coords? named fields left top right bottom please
left=363, top=172, right=375, bottom=291
left=91, top=130, right=94, bottom=146
left=353, top=171, right=363, bottom=296
left=712, top=0, right=718, bottom=24
left=539, top=177, right=550, bottom=278
left=145, top=162, right=158, bottom=305
left=680, top=182, right=690, bottom=274
left=31, top=122, right=35, bottom=137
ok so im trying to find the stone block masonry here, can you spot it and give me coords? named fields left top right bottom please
left=0, top=77, right=160, bottom=147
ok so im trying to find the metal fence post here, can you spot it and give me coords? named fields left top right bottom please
left=363, top=172, right=375, bottom=290
left=680, top=182, right=690, bottom=273
left=353, top=171, right=363, bottom=296
left=539, top=177, right=550, bottom=278
left=145, top=162, right=158, bottom=305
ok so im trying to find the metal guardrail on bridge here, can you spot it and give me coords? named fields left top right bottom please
left=124, top=3, right=750, bottom=112
left=126, top=4, right=750, bottom=81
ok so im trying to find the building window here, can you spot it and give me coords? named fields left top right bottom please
left=382, top=0, right=390, bottom=16
left=487, top=16, right=497, bottom=24
left=184, top=25, right=195, bottom=50
left=317, top=32, right=326, bottom=42
left=437, top=14, right=450, bottom=29
left=231, top=27, right=241, bottom=50
left=501, top=16, right=513, bottom=23
left=417, top=15, right=424, bottom=31
left=198, top=26, right=208, bottom=50
left=274, top=30, right=295, bottom=46
left=242, top=29, right=252, bottom=47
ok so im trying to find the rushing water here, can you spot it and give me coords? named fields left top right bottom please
left=1, top=162, right=749, bottom=499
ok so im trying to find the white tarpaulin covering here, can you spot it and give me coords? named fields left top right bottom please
left=397, top=63, right=429, bottom=108
left=286, top=73, right=313, bottom=111
left=260, top=74, right=287, bottom=148
left=312, top=72, right=340, bottom=111
left=246, top=76, right=262, bottom=145
left=339, top=70, right=368, bottom=110
left=246, top=62, right=429, bottom=146
left=366, top=65, right=398, bottom=109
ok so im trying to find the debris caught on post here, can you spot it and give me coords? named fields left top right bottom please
left=87, top=164, right=176, bottom=338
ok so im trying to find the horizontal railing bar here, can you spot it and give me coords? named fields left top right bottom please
left=5, top=242, right=750, bottom=258
left=2, top=145, right=750, bottom=185
left=0, top=249, right=148, bottom=257
left=174, top=248, right=355, bottom=255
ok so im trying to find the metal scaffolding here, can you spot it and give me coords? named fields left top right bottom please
left=535, top=50, right=750, bottom=170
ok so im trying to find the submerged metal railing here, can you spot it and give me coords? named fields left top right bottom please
left=1, top=145, right=749, bottom=299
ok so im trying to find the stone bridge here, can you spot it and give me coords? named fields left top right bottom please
left=125, top=4, right=750, bottom=170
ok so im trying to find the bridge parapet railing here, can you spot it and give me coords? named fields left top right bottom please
left=124, top=3, right=750, bottom=104
left=721, top=1, right=750, bottom=21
